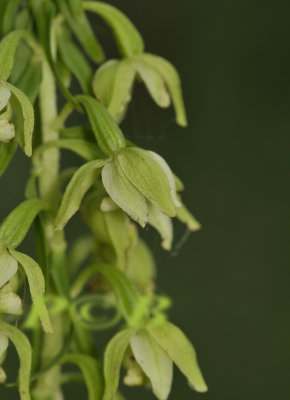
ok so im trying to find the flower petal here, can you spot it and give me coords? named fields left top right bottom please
left=118, top=148, right=175, bottom=217
left=102, top=158, right=148, bottom=227
left=130, top=330, right=173, bottom=400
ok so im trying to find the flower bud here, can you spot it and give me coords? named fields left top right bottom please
left=0, top=291, right=22, bottom=315
left=0, top=119, right=15, bottom=143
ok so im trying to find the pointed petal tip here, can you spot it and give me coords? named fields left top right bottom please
left=190, top=381, right=208, bottom=393
left=177, top=117, right=188, bottom=127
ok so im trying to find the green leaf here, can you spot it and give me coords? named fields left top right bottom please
left=138, top=54, right=187, bottom=127
left=57, top=30, right=93, bottom=93
left=1, top=81, right=34, bottom=157
left=117, top=147, right=176, bottom=217
left=0, top=139, right=17, bottom=175
left=31, top=0, right=79, bottom=107
left=34, top=139, right=102, bottom=166
left=0, top=321, right=32, bottom=400
left=9, top=250, right=53, bottom=334
left=0, top=199, right=48, bottom=248
left=68, top=0, right=83, bottom=17
left=0, top=0, right=10, bottom=34
left=130, top=330, right=173, bottom=400
left=102, top=158, right=148, bottom=227
left=83, top=2, right=144, bottom=58
left=55, top=159, right=107, bottom=230
left=103, top=328, right=136, bottom=400
left=76, top=95, right=126, bottom=155
left=61, top=353, right=103, bottom=400
left=14, top=56, right=42, bottom=103
left=135, top=60, right=170, bottom=108
left=0, top=247, right=18, bottom=288
left=57, top=0, right=104, bottom=63
left=147, top=321, right=208, bottom=392
left=2, top=0, right=22, bottom=35
left=10, top=40, right=32, bottom=85
left=148, top=202, right=173, bottom=251
left=60, top=126, right=95, bottom=142
left=0, top=30, right=27, bottom=81
left=72, top=264, right=141, bottom=322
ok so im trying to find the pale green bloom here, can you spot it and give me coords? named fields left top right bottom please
left=102, top=147, right=176, bottom=228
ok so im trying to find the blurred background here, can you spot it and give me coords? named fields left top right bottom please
left=1, top=0, right=290, bottom=399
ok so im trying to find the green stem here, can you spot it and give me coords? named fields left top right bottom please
left=33, top=58, right=68, bottom=400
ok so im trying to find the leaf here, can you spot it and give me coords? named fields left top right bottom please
left=1, top=81, right=34, bottom=157
left=83, top=2, right=144, bottom=58
left=31, top=0, right=78, bottom=106
left=117, top=148, right=176, bottom=217
left=0, top=140, right=17, bottom=176
left=14, top=56, right=42, bottom=103
left=34, top=139, right=102, bottom=165
left=10, top=40, right=32, bottom=85
left=148, top=202, right=173, bottom=251
left=103, top=328, right=136, bottom=400
left=0, top=30, right=27, bottom=81
left=138, top=54, right=187, bottom=127
left=130, top=330, right=173, bottom=400
left=61, top=353, right=103, bottom=400
left=2, top=0, right=22, bottom=35
left=57, top=30, right=93, bottom=93
left=0, top=321, right=32, bottom=400
left=72, top=264, right=141, bottom=322
left=55, top=159, right=107, bottom=230
left=0, top=199, right=48, bottom=248
left=135, top=60, right=170, bottom=108
left=68, top=0, right=83, bottom=17
left=147, top=321, right=208, bottom=392
left=0, top=0, right=10, bottom=35
left=10, top=250, right=53, bottom=334
left=76, top=95, right=126, bottom=155
left=102, top=158, right=148, bottom=227
left=57, top=0, right=104, bottom=63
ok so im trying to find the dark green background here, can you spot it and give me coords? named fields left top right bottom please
left=1, top=0, right=290, bottom=399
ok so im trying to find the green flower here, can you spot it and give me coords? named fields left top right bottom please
left=102, top=147, right=177, bottom=227
left=102, top=321, right=207, bottom=400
